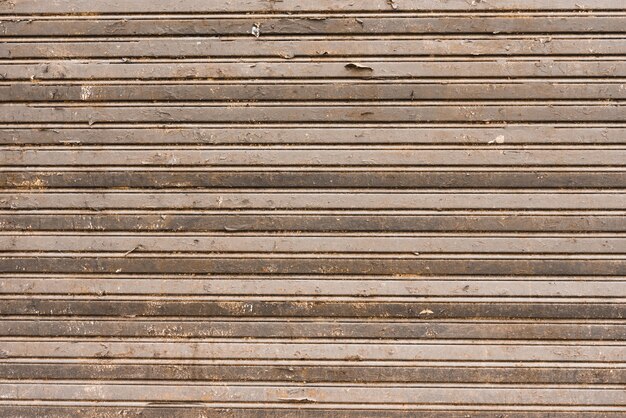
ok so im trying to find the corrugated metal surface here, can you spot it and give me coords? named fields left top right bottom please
left=0, top=0, right=625, bottom=416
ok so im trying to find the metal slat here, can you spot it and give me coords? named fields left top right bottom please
left=2, top=15, right=626, bottom=37
left=3, top=37, right=626, bottom=59
left=1, top=0, right=624, bottom=14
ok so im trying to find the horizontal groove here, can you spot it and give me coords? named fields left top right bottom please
left=5, top=100, right=626, bottom=106
left=2, top=381, right=625, bottom=389
left=4, top=11, right=626, bottom=16
left=7, top=252, right=624, bottom=258
left=5, top=76, right=626, bottom=80
left=3, top=166, right=626, bottom=170
left=2, top=4, right=626, bottom=15
left=2, top=316, right=620, bottom=322
left=21, top=56, right=624, bottom=62
left=3, top=188, right=624, bottom=192
left=4, top=52, right=626, bottom=60
left=4, top=79, right=626, bottom=85
left=5, top=145, right=626, bottom=150
left=1, top=210, right=623, bottom=214
left=7, top=34, right=626, bottom=40
left=3, top=273, right=625, bottom=280
left=3, top=122, right=626, bottom=126
left=0, top=404, right=624, bottom=414
left=0, top=401, right=625, bottom=418
left=6, top=75, right=626, bottom=82
left=6, top=56, right=626, bottom=62
left=4, top=99, right=626, bottom=104
left=4, top=337, right=625, bottom=344
left=4, top=34, right=626, bottom=41
left=2, top=316, right=624, bottom=324
left=9, top=102, right=621, bottom=107
left=2, top=211, right=623, bottom=215
left=3, top=295, right=624, bottom=302
left=3, top=188, right=619, bottom=193
left=4, top=123, right=626, bottom=128
left=0, top=404, right=621, bottom=412
left=4, top=32, right=626, bottom=39
left=1, top=318, right=622, bottom=332
left=4, top=98, right=626, bottom=104
left=0, top=373, right=623, bottom=385
left=5, top=12, right=626, bottom=18
left=5, top=56, right=626, bottom=61
left=3, top=358, right=624, bottom=367
left=6, top=53, right=625, bottom=60
left=3, top=231, right=624, bottom=236
left=4, top=123, right=626, bottom=129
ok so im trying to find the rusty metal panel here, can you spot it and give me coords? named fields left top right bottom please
left=0, top=0, right=625, bottom=416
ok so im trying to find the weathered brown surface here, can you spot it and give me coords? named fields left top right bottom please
left=0, top=0, right=625, bottom=416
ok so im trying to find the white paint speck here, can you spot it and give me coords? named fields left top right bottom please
left=80, top=85, right=93, bottom=100
left=251, top=23, right=261, bottom=38
left=488, top=135, right=505, bottom=144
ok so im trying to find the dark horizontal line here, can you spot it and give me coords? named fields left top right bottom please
left=4, top=11, right=626, bottom=18
left=5, top=99, right=626, bottom=105
left=5, top=337, right=624, bottom=343
left=5, top=33, right=626, bottom=40
left=7, top=100, right=626, bottom=105
left=4, top=10, right=626, bottom=16
left=5, top=122, right=626, bottom=127
left=4, top=32, right=626, bottom=39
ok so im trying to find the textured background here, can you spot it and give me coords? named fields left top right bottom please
left=0, top=0, right=625, bottom=416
